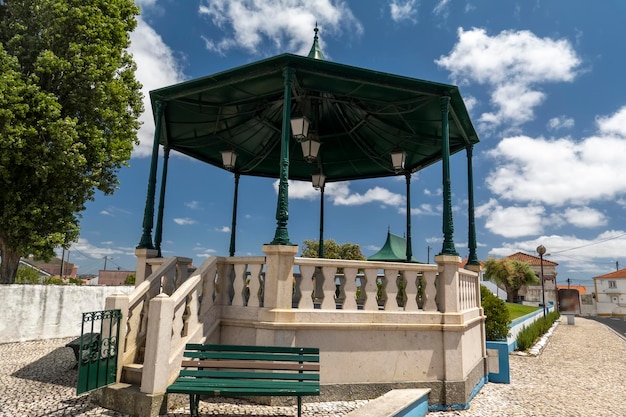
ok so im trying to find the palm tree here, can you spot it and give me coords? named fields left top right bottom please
left=483, top=258, right=538, bottom=302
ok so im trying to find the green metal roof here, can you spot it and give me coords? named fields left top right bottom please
left=149, top=53, right=479, bottom=183
left=367, top=231, right=419, bottom=262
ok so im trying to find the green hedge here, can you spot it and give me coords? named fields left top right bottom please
left=516, top=310, right=560, bottom=352
left=481, top=285, right=511, bottom=341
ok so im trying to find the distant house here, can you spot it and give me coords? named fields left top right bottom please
left=23, top=255, right=77, bottom=278
left=504, top=252, right=559, bottom=305
left=97, top=269, right=135, bottom=286
left=593, top=269, right=626, bottom=316
left=463, top=258, right=508, bottom=301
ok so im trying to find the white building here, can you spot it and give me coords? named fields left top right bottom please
left=594, top=268, right=626, bottom=316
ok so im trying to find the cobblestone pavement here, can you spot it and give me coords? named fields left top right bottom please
left=0, top=317, right=624, bottom=417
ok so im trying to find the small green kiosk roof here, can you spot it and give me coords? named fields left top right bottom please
left=368, top=231, right=419, bottom=262
left=149, top=53, right=479, bottom=183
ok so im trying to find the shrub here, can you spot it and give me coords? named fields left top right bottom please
left=15, top=267, right=41, bottom=284
left=124, top=274, right=136, bottom=285
left=515, top=310, right=560, bottom=351
left=481, top=285, right=511, bottom=341
left=43, top=277, right=65, bottom=285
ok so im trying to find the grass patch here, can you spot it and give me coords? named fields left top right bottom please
left=506, top=303, right=539, bottom=320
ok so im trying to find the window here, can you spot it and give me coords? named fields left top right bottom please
left=608, top=280, right=617, bottom=289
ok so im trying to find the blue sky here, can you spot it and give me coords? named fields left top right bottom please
left=67, top=0, right=626, bottom=290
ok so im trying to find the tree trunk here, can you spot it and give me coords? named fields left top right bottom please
left=0, top=236, right=21, bottom=284
left=507, top=288, right=519, bottom=303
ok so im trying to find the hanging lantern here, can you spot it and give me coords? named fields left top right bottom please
left=221, top=149, right=237, bottom=170
left=391, top=148, right=406, bottom=172
left=312, top=170, right=326, bottom=190
left=301, top=136, right=320, bottom=163
left=290, top=115, right=310, bottom=140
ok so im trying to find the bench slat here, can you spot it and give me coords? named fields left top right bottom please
left=181, top=359, right=320, bottom=372
left=185, top=344, right=319, bottom=355
left=179, top=369, right=320, bottom=381
left=168, top=385, right=320, bottom=396
left=167, top=380, right=320, bottom=396
left=184, top=351, right=319, bottom=363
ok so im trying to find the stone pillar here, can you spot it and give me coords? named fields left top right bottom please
left=135, top=248, right=159, bottom=286
left=435, top=254, right=462, bottom=313
left=262, top=244, right=298, bottom=310
left=141, top=294, right=174, bottom=394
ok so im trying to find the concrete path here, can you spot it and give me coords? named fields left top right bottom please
left=0, top=316, right=624, bottom=416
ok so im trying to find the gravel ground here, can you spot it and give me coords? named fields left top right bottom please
left=0, top=316, right=624, bottom=417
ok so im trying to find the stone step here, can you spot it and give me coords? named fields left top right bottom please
left=344, top=388, right=430, bottom=417
left=121, top=363, right=143, bottom=385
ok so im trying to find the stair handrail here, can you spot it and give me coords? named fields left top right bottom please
left=141, top=256, right=222, bottom=394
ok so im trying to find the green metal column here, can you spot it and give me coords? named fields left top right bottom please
left=154, top=146, right=170, bottom=257
left=229, top=172, right=240, bottom=257
left=405, top=171, right=413, bottom=262
left=271, top=67, right=295, bottom=245
left=466, top=145, right=479, bottom=265
left=440, top=96, right=458, bottom=256
left=318, top=186, right=325, bottom=258
left=137, top=101, right=165, bottom=249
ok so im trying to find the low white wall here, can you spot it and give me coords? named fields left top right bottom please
left=0, top=285, right=133, bottom=343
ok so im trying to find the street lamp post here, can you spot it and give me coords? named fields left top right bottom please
left=536, top=245, right=547, bottom=317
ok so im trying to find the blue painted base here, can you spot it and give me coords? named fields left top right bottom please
left=394, top=394, right=430, bottom=417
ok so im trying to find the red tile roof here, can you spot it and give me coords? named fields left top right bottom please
left=504, top=252, right=558, bottom=267
left=557, top=285, right=587, bottom=294
left=593, top=268, right=626, bottom=279
left=460, top=258, right=484, bottom=268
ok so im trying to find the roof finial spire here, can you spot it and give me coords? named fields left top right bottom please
left=307, top=22, right=326, bottom=60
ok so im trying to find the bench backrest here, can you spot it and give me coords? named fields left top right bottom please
left=180, top=344, right=320, bottom=383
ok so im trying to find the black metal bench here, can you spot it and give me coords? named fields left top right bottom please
left=167, top=344, right=320, bottom=417
left=65, top=332, right=100, bottom=362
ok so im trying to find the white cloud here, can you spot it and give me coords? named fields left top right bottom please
left=424, top=188, right=442, bottom=196
left=129, top=17, right=185, bottom=157
left=173, top=218, right=196, bottom=225
left=562, top=207, right=607, bottom=228
left=596, top=106, right=626, bottom=137
left=70, top=238, right=126, bottom=260
left=275, top=180, right=405, bottom=208
left=216, top=226, right=231, bottom=233
left=462, top=95, right=478, bottom=114
left=486, top=132, right=626, bottom=206
left=100, top=210, right=111, bottom=216
left=436, top=28, right=581, bottom=129
left=547, top=116, right=575, bottom=131
left=390, top=0, right=418, bottom=23
left=407, top=203, right=440, bottom=216
left=480, top=203, right=546, bottom=238
left=433, top=0, right=450, bottom=17
left=185, top=200, right=201, bottom=210
left=331, top=185, right=404, bottom=207
left=199, top=0, right=363, bottom=56
left=273, top=180, right=319, bottom=200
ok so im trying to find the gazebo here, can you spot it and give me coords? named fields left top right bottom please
left=102, top=28, right=486, bottom=417
left=137, top=26, right=480, bottom=265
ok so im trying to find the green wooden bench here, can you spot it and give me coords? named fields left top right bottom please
left=167, top=344, right=320, bottom=417
left=65, top=332, right=100, bottom=362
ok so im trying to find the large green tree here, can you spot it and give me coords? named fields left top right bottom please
left=300, top=239, right=366, bottom=261
left=0, top=0, right=142, bottom=284
left=483, top=258, right=538, bottom=303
